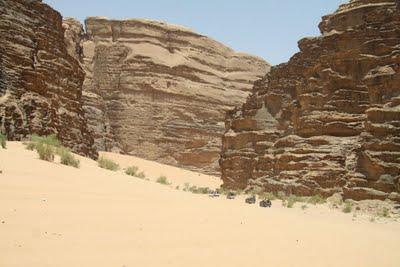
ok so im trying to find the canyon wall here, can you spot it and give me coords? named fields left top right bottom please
left=220, top=0, right=400, bottom=201
left=64, top=17, right=269, bottom=174
left=0, top=0, right=97, bottom=158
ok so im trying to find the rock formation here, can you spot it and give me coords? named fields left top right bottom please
left=0, top=0, right=97, bottom=158
left=220, top=0, right=400, bottom=201
left=63, top=17, right=269, bottom=174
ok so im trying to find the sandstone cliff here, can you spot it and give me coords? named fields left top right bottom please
left=220, top=0, right=400, bottom=201
left=0, top=0, right=97, bottom=158
left=63, top=17, right=269, bottom=174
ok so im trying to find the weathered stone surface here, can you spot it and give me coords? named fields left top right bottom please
left=0, top=0, right=97, bottom=158
left=220, top=0, right=400, bottom=201
left=65, top=17, right=269, bottom=174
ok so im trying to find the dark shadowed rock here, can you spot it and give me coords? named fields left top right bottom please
left=0, top=0, right=97, bottom=158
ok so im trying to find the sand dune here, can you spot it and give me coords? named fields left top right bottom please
left=1, top=142, right=400, bottom=267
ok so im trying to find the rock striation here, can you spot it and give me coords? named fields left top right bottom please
left=220, top=0, right=400, bottom=201
left=65, top=17, right=269, bottom=174
left=0, top=0, right=97, bottom=158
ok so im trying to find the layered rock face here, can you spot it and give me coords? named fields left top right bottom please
left=221, top=0, right=400, bottom=201
left=69, top=17, right=269, bottom=174
left=0, top=0, right=97, bottom=158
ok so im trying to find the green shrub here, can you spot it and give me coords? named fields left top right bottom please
left=36, top=143, right=55, bottom=162
left=307, top=195, right=326, bottom=205
left=59, top=148, right=80, bottom=168
left=261, top=192, right=277, bottom=200
left=0, top=133, right=6, bottom=149
left=136, top=171, right=146, bottom=179
left=31, top=134, right=61, bottom=147
left=217, top=187, right=231, bottom=195
left=125, top=166, right=146, bottom=179
left=183, top=183, right=191, bottom=192
left=277, top=191, right=287, bottom=200
left=301, top=204, right=308, bottom=210
left=378, top=207, right=390, bottom=218
left=286, top=195, right=300, bottom=208
left=26, top=134, right=62, bottom=151
left=156, top=175, right=170, bottom=185
left=342, top=201, right=353, bottom=213
left=125, top=166, right=139, bottom=176
left=189, top=186, right=210, bottom=194
left=25, top=142, right=36, bottom=151
left=98, top=157, right=119, bottom=171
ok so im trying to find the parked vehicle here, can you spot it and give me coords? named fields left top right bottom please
left=259, top=199, right=272, bottom=208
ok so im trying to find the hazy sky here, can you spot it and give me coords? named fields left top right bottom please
left=44, top=0, right=347, bottom=65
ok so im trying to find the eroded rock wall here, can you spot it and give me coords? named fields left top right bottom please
left=220, top=0, right=400, bottom=201
left=0, top=0, right=97, bottom=158
left=71, top=17, right=270, bottom=174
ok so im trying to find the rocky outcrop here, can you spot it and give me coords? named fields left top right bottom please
left=0, top=0, right=97, bottom=158
left=65, top=17, right=269, bottom=174
left=220, top=0, right=400, bottom=201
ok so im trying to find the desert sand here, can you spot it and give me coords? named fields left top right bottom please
left=1, top=142, right=400, bottom=267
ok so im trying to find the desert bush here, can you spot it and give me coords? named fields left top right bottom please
left=32, top=134, right=61, bottom=147
left=286, top=195, right=301, bottom=208
left=25, top=142, right=36, bottom=151
left=307, top=195, right=326, bottom=205
left=26, top=134, right=62, bottom=151
left=36, top=143, right=55, bottom=162
left=41, top=134, right=60, bottom=147
left=98, top=157, right=119, bottom=171
left=377, top=207, right=390, bottom=218
left=183, top=183, right=191, bottom=191
left=215, top=187, right=229, bottom=195
left=136, top=171, right=146, bottom=179
left=301, top=204, right=308, bottom=210
left=59, top=148, right=80, bottom=168
left=0, top=133, right=6, bottom=149
left=260, top=192, right=277, bottom=200
left=125, top=166, right=139, bottom=176
left=189, top=186, right=210, bottom=194
left=342, top=201, right=353, bottom=213
left=277, top=191, right=287, bottom=200
left=125, top=166, right=146, bottom=179
left=156, top=175, right=170, bottom=185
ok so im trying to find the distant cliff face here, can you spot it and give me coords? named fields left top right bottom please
left=0, top=0, right=97, bottom=158
left=220, top=0, right=400, bottom=201
left=63, top=17, right=269, bottom=174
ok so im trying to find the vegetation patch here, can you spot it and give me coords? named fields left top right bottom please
left=189, top=186, right=211, bottom=194
left=125, top=166, right=146, bottom=179
left=98, top=157, right=120, bottom=171
left=25, top=142, right=36, bottom=151
left=31, top=134, right=61, bottom=148
left=377, top=207, right=390, bottom=218
left=260, top=192, right=277, bottom=200
left=59, top=148, right=80, bottom=168
left=156, top=175, right=170, bottom=185
left=307, top=195, right=326, bottom=205
left=136, top=171, right=146, bottom=179
left=342, top=201, right=353, bottom=213
left=36, top=143, right=55, bottom=162
left=0, top=133, right=6, bottom=149
left=125, top=166, right=139, bottom=176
